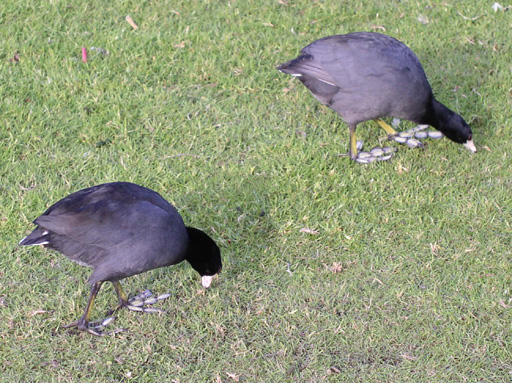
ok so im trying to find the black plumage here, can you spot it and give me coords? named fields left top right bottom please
left=278, top=32, right=476, bottom=161
left=20, top=182, right=222, bottom=332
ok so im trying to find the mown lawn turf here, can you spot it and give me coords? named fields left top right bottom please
left=1, top=0, right=511, bottom=381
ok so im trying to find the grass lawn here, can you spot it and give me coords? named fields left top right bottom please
left=1, top=0, right=511, bottom=381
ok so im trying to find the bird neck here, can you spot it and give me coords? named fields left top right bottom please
left=425, top=98, right=457, bottom=131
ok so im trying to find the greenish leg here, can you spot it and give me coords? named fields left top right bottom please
left=349, top=124, right=358, bottom=160
left=106, top=280, right=129, bottom=315
left=346, top=121, right=396, bottom=164
left=375, top=119, right=398, bottom=136
left=376, top=119, right=425, bottom=149
left=63, top=281, right=103, bottom=331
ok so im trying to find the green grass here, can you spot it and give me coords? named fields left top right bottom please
left=1, top=0, right=511, bottom=381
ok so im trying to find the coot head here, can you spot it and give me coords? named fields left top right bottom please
left=185, top=227, right=222, bottom=288
left=433, top=107, right=476, bottom=152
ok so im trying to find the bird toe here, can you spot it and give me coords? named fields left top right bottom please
left=428, top=131, right=444, bottom=139
left=405, top=138, right=424, bottom=148
left=413, top=131, right=428, bottom=139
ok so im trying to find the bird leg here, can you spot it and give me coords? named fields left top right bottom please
left=65, top=282, right=169, bottom=336
left=107, top=282, right=168, bottom=314
left=349, top=124, right=358, bottom=160
left=63, top=281, right=103, bottom=331
left=62, top=281, right=125, bottom=336
left=377, top=119, right=443, bottom=147
left=375, top=118, right=399, bottom=136
left=349, top=123, right=396, bottom=164
left=378, top=118, right=422, bottom=148
left=107, top=280, right=130, bottom=314
left=62, top=282, right=120, bottom=336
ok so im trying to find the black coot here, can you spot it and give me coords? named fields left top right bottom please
left=19, top=182, right=222, bottom=333
left=278, top=32, right=476, bottom=162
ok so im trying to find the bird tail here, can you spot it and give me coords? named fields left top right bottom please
left=277, top=54, right=314, bottom=75
left=19, top=227, right=50, bottom=246
left=277, top=55, right=338, bottom=89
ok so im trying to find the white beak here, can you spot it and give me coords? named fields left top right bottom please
left=463, top=139, right=477, bottom=153
left=201, top=275, right=214, bottom=288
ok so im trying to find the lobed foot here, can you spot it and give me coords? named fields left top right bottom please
left=390, top=124, right=444, bottom=148
left=355, top=146, right=396, bottom=164
left=64, top=316, right=127, bottom=336
left=85, top=317, right=127, bottom=336
left=126, top=289, right=170, bottom=313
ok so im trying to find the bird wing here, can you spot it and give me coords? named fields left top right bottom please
left=35, top=199, right=170, bottom=248
left=301, top=34, right=428, bottom=90
left=279, top=53, right=338, bottom=86
left=35, top=183, right=179, bottom=247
